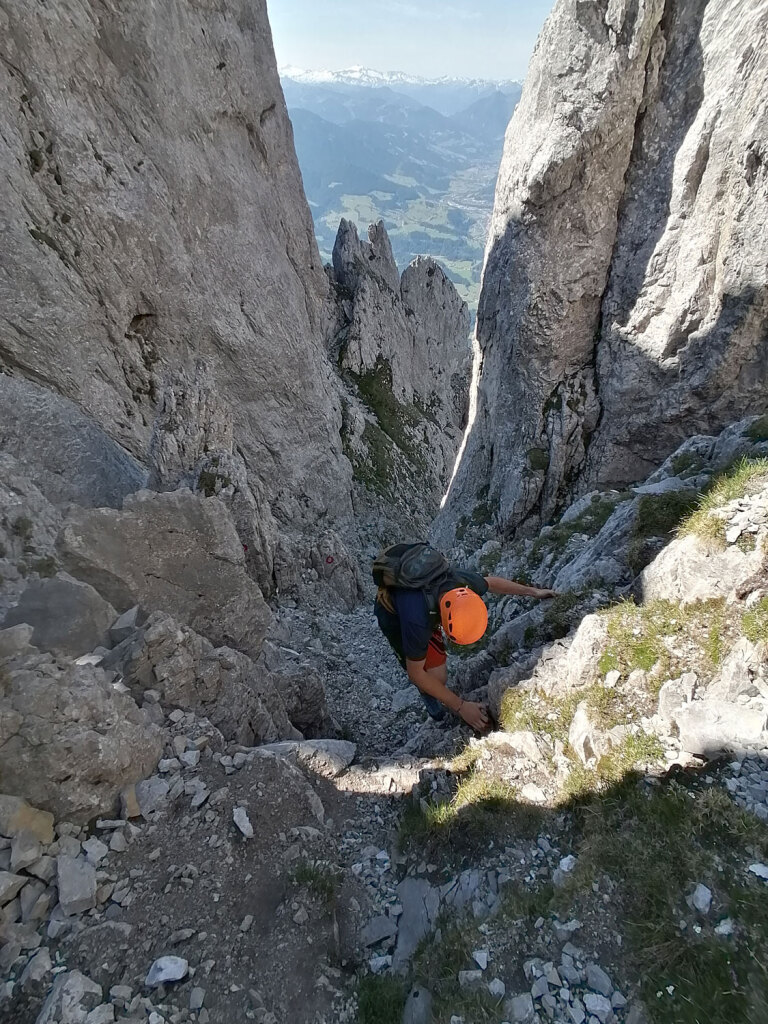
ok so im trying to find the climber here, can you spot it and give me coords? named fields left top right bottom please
left=373, top=543, right=557, bottom=733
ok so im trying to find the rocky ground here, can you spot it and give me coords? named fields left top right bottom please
left=3, top=419, right=768, bottom=1024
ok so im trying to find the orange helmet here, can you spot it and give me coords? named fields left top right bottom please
left=440, top=587, right=488, bottom=645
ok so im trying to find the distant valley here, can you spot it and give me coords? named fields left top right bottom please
left=281, top=67, right=522, bottom=314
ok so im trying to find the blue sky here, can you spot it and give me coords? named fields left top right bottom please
left=266, top=0, right=555, bottom=81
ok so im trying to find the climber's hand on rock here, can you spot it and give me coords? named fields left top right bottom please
left=459, top=700, right=490, bottom=733
left=532, top=588, right=558, bottom=600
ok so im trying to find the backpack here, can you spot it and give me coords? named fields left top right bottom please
left=372, top=542, right=450, bottom=617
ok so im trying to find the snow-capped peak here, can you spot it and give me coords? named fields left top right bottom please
left=279, top=65, right=519, bottom=90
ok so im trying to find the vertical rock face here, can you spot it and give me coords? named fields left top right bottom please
left=0, top=0, right=351, bottom=536
left=442, top=0, right=768, bottom=541
left=586, top=0, right=768, bottom=487
left=332, top=219, right=471, bottom=542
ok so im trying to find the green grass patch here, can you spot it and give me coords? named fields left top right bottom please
left=524, top=590, right=587, bottom=647
left=291, top=859, right=339, bottom=904
left=744, top=414, right=768, bottom=443
left=399, top=770, right=542, bottom=854
left=672, top=451, right=705, bottom=478
left=566, top=776, right=768, bottom=1023
left=30, top=556, right=57, bottom=578
left=627, top=489, right=701, bottom=575
left=598, top=598, right=728, bottom=686
left=530, top=493, right=630, bottom=566
left=743, top=597, right=768, bottom=644
left=411, top=917, right=499, bottom=1022
left=12, top=516, right=33, bottom=542
left=356, top=975, right=406, bottom=1024
left=499, top=687, right=581, bottom=745
left=680, top=457, right=768, bottom=546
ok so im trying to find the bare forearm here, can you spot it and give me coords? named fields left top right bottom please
left=485, top=576, right=551, bottom=598
left=406, top=664, right=463, bottom=713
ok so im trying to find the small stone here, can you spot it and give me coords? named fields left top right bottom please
left=715, top=918, right=735, bottom=936
left=85, top=1006, right=115, bottom=1024
left=109, top=831, right=128, bottom=853
left=10, top=833, right=41, bottom=873
left=82, top=837, right=109, bottom=866
left=57, top=856, right=96, bottom=915
left=120, top=786, right=141, bottom=820
left=19, top=947, right=52, bottom=990
left=521, top=783, right=547, bottom=804
left=233, top=806, right=254, bottom=838
left=749, top=863, right=768, bottom=880
left=488, top=978, right=506, bottom=999
left=472, top=948, right=489, bottom=970
left=158, top=758, right=181, bottom=773
left=690, top=883, right=712, bottom=914
left=585, top=964, right=613, bottom=998
left=531, top=975, right=550, bottom=999
left=109, top=984, right=133, bottom=1004
left=26, top=856, right=56, bottom=883
left=145, top=955, right=189, bottom=987
left=458, top=970, right=483, bottom=989
left=293, top=907, right=309, bottom=924
left=611, top=991, right=627, bottom=1009
left=172, top=736, right=189, bottom=757
left=568, top=1002, right=586, bottom=1024
left=110, top=605, right=141, bottom=644
left=0, top=871, right=27, bottom=906
left=190, top=987, right=205, bottom=1010
left=583, top=993, right=612, bottom=1023
left=240, top=915, right=254, bottom=933
left=508, top=992, right=535, bottom=1022
left=180, top=750, right=201, bottom=769
left=369, top=955, right=392, bottom=975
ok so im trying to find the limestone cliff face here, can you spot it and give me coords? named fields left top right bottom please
left=331, top=219, right=471, bottom=545
left=0, top=0, right=351, bottom=539
left=441, top=0, right=768, bottom=543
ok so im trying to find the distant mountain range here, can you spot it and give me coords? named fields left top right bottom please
left=281, top=67, right=522, bottom=313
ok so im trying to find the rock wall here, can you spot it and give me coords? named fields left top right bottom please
left=441, top=0, right=768, bottom=542
left=0, top=0, right=352, bottom=539
left=331, top=219, right=471, bottom=545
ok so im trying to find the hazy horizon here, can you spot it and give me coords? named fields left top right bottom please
left=266, top=0, right=555, bottom=82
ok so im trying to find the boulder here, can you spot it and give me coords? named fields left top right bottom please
left=638, top=534, right=764, bottom=605
left=114, top=612, right=301, bottom=745
left=0, top=797, right=54, bottom=845
left=0, top=650, right=163, bottom=823
left=57, top=489, right=272, bottom=656
left=259, top=739, right=356, bottom=779
left=704, top=639, right=766, bottom=702
left=674, top=699, right=768, bottom=757
left=568, top=704, right=630, bottom=766
left=526, top=615, right=609, bottom=697
left=35, top=970, right=102, bottom=1024
left=2, top=574, right=116, bottom=657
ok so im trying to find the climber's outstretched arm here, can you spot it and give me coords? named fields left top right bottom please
left=484, top=576, right=558, bottom=599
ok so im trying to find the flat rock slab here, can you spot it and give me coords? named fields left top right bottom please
left=260, top=739, right=356, bottom=778
left=392, top=878, right=440, bottom=974
left=58, top=490, right=272, bottom=656
left=359, top=914, right=398, bottom=947
left=35, top=969, right=103, bottom=1024
left=57, top=855, right=97, bottom=915
left=2, top=574, right=116, bottom=658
